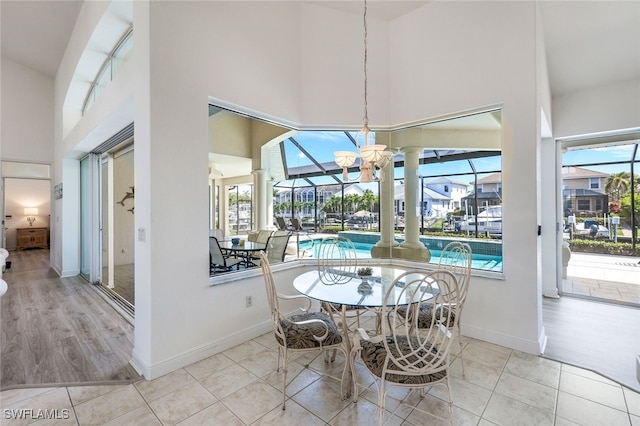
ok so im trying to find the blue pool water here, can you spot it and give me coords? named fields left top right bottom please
left=299, top=239, right=503, bottom=272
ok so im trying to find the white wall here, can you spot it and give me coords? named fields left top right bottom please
left=299, top=3, right=390, bottom=128
left=47, top=1, right=581, bottom=378
left=0, top=57, right=55, bottom=256
left=57, top=0, right=111, bottom=141
left=50, top=2, right=539, bottom=378
left=389, top=1, right=543, bottom=352
left=552, top=78, right=640, bottom=139
left=0, top=58, right=55, bottom=163
left=53, top=0, right=136, bottom=278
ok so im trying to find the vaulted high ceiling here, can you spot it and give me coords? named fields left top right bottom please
left=2, top=1, right=638, bottom=99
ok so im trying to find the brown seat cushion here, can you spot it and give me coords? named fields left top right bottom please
left=277, top=311, right=342, bottom=349
left=396, top=303, right=456, bottom=329
left=360, top=335, right=446, bottom=385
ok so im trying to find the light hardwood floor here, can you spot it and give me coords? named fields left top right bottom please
left=543, top=295, right=640, bottom=393
left=2, top=247, right=638, bottom=400
left=0, top=249, right=139, bottom=390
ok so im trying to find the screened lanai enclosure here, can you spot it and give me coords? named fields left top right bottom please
left=560, top=131, right=640, bottom=307
left=209, top=106, right=504, bottom=273
left=268, top=110, right=503, bottom=234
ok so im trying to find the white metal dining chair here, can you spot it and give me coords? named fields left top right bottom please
left=403, top=242, right=472, bottom=375
left=258, top=252, right=346, bottom=410
left=351, top=269, right=461, bottom=425
left=315, top=236, right=370, bottom=331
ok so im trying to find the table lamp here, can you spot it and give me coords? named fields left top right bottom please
left=24, top=207, right=38, bottom=227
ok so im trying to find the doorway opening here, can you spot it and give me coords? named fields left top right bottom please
left=80, top=127, right=135, bottom=317
left=559, top=131, right=640, bottom=307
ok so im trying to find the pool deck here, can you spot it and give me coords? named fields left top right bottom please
left=564, top=252, right=640, bottom=305
left=294, top=234, right=639, bottom=306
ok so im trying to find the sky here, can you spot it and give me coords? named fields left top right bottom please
left=282, top=130, right=502, bottom=188
left=279, top=131, right=639, bottom=189
left=563, top=143, right=639, bottom=175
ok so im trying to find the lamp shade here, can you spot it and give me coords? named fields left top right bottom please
left=24, top=207, right=38, bottom=216
left=334, top=151, right=357, bottom=168
left=359, top=144, right=388, bottom=162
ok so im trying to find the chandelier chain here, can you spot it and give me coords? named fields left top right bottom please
left=363, top=0, right=369, bottom=131
left=333, top=0, right=391, bottom=183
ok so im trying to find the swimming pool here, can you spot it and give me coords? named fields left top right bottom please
left=299, top=237, right=503, bottom=272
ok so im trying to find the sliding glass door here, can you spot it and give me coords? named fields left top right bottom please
left=79, top=142, right=135, bottom=315
left=80, top=154, right=100, bottom=282
left=104, top=146, right=135, bottom=306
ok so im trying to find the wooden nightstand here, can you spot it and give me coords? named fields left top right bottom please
left=16, top=227, right=48, bottom=250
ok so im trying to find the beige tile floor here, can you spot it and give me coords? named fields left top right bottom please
left=2, top=315, right=639, bottom=426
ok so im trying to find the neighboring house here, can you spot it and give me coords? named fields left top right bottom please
left=275, top=186, right=336, bottom=218
left=394, top=183, right=451, bottom=218
left=562, top=166, right=609, bottom=217
left=424, top=177, right=470, bottom=211
left=329, top=182, right=379, bottom=199
left=462, top=172, right=503, bottom=212
left=460, top=168, right=610, bottom=218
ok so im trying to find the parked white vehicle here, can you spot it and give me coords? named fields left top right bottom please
left=459, top=205, right=502, bottom=235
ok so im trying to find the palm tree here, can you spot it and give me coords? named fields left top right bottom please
left=605, top=172, right=630, bottom=201
left=361, top=189, right=377, bottom=212
left=344, top=194, right=360, bottom=214
left=321, top=196, right=342, bottom=214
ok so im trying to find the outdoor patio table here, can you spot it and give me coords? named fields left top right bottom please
left=218, top=241, right=266, bottom=267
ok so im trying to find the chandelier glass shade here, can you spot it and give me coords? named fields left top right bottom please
left=359, top=144, right=390, bottom=163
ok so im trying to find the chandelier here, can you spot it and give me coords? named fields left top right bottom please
left=334, top=0, right=394, bottom=183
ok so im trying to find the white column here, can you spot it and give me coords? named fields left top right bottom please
left=375, top=158, right=397, bottom=247
left=221, top=185, right=230, bottom=237
left=209, top=179, right=215, bottom=231
left=400, top=147, right=423, bottom=248
left=253, top=169, right=267, bottom=230
left=542, top=137, right=560, bottom=297
left=371, top=157, right=398, bottom=258
left=266, top=179, right=274, bottom=229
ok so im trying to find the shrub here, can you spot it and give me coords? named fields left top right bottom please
left=569, top=238, right=639, bottom=256
left=320, top=226, right=342, bottom=233
left=422, top=230, right=496, bottom=240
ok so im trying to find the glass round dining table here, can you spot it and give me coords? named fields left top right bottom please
left=292, top=266, right=433, bottom=398
left=292, top=266, right=425, bottom=309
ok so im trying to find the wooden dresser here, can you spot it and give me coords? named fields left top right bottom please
left=16, top=227, right=49, bottom=250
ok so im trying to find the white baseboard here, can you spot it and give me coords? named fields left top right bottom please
left=59, top=268, right=80, bottom=278
left=131, top=320, right=273, bottom=380
left=463, top=323, right=545, bottom=355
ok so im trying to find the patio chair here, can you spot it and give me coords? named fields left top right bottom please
left=251, top=231, right=291, bottom=266
left=351, top=269, right=461, bottom=425
left=209, top=237, right=242, bottom=273
left=211, top=228, right=225, bottom=241
left=290, top=217, right=303, bottom=232
left=256, top=230, right=273, bottom=244
left=245, top=230, right=274, bottom=263
left=275, top=216, right=288, bottom=231
left=258, top=252, right=345, bottom=410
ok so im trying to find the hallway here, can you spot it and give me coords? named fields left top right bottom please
left=0, top=249, right=139, bottom=389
